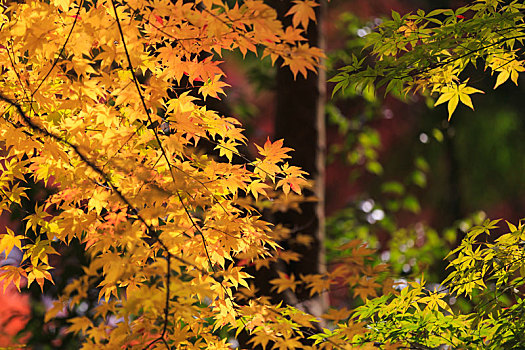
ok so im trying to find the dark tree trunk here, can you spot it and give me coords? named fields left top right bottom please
left=264, top=0, right=327, bottom=317
left=236, top=3, right=327, bottom=347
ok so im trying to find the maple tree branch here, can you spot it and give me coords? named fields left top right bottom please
left=0, top=91, right=232, bottom=348
left=111, top=1, right=206, bottom=346
left=5, top=44, right=31, bottom=103
left=347, top=32, right=525, bottom=85
left=142, top=248, right=171, bottom=350
left=0, top=93, right=138, bottom=215
left=0, top=91, right=179, bottom=254
left=108, top=6, right=346, bottom=348
left=111, top=0, right=220, bottom=273
left=126, top=3, right=237, bottom=44
left=32, top=0, right=83, bottom=97
left=176, top=190, right=216, bottom=272
left=114, top=5, right=291, bottom=184
left=0, top=2, right=366, bottom=349
left=0, top=92, right=172, bottom=262
left=110, top=3, right=251, bottom=343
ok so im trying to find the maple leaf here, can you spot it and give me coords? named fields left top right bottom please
left=302, top=273, right=331, bottom=296
left=286, top=0, right=319, bottom=29
left=282, top=26, right=307, bottom=42
left=44, top=299, right=67, bottom=323
left=322, top=307, right=352, bottom=322
left=338, top=239, right=364, bottom=251
left=87, top=189, right=110, bottom=215
left=214, top=138, right=241, bottom=162
left=221, top=266, right=251, bottom=289
left=270, top=271, right=299, bottom=293
left=247, top=179, right=269, bottom=201
left=53, top=0, right=71, bottom=11
left=293, top=233, right=314, bottom=247
left=248, top=331, right=274, bottom=350
left=256, top=137, right=292, bottom=163
left=24, top=203, right=52, bottom=234
left=198, top=75, right=231, bottom=100
left=353, top=276, right=380, bottom=301
left=276, top=250, right=300, bottom=263
left=492, top=63, right=525, bottom=89
left=282, top=43, right=323, bottom=79
left=420, top=291, right=453, bottom=314
left=288, top=309, right=317, bottom=328
left=26, top=264, right=55, bottom=291
left=276, top=163, right=308, bottom=195
left=23, top=237, right=59, bottom=266
left=0, top=265, right=26, bottom=292
left=67, top=316, right=92, bottom=335
left=273, top=336, right=303, bottom=350
left=434, top=82, right=484, bottom=121
left=338, top=321, right=368, bottom=343
left=253, top=158, right=282, bottom=182
left=0, top=228, right=23, bottom=259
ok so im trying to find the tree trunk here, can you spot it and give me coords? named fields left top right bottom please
left=267, top=0, right=328, bottom=318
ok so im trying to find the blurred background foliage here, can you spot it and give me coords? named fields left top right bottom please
left=321, top=0, right=525, bottom=313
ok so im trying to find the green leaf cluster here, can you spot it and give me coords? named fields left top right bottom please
left=331, top=0, right=525, bottom=120
left=355, top=218, right=525, bottom=349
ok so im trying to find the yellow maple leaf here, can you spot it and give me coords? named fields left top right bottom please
left=214, top=138, right=241, bottom=162
left=53, top=0, right=71, bottom=11
left=67, top=316, right=92, bottom=335
left=0, top=228, right=22, bottom=259
left=45, top=299, right=67, bottom=323
left=23, top=237, right=59, bottom=266
left=276, top=164, right=308, bottom=195
left=256, top=137, right=292, bottom=163
left=302, top=273, right=331, bottom=296
left=270, top=271, right=299, bottom=293
left=493, top=63, right=525, bottom=89
left=294, top=233, right=313, bottom=247
left=248, top=331, right=274, bottom=350
left=322, top=307, right=352, bottom=322
left=289, top=309, right=317, bottom=328
left=434, top=81, right=484, bottom=121
left=198, top=75, right=231, bottom=100
left=26, top=264, right=55, bottom=292
left=247, top=179, right=269, bottom=201
left=273, top=336, right=303, bottom=350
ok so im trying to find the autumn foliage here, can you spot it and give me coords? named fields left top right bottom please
left=6, top=0, right=525, bottom=348
left=0, top=0, right=377, bottom=348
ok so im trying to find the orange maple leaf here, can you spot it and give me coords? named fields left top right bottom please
left=270, top=271, right=300, bottom=293
left=256, top=137, right=292, bottom=163
left=286, top=0, right=319, bottom=29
